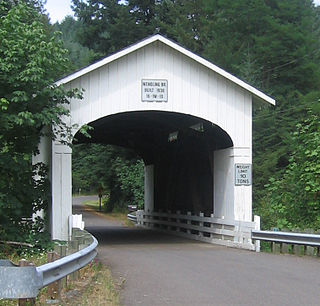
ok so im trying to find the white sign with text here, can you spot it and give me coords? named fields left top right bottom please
left=141, top=79, right=168, bottom=102
left=235, top=164, right=252, bottom=186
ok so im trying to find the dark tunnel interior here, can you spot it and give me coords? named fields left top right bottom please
left=74, top=111, right=233, bottom=215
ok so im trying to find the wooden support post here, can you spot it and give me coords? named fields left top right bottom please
left=210, top=214, right=214, bottom=240
left=55, top=244, right=67, bottom=287
left=281, top=243, right=289, bottom=254
left=176, top=211, right=181, bottom=232
left=306, top=246, right=315, bottom=256
left=187, top=211, right=191, bottom=234
left=272, top=242, right=280, bottom=254
left=18, top=259, right=35, bottom=306
left=293, top=245, right=304, bottom=256
left=71, top=239, right=80, bottom=280
left=199, top=212, right=204, bottom=237
left=47, top=252, right=61, bottom=301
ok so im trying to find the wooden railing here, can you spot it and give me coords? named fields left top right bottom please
left=136, top=210, right=258, bottom=251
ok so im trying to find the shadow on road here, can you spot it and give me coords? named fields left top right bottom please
left=86, top=226, right=202, bottom=247
left=73, top=195, right=201, bottom=248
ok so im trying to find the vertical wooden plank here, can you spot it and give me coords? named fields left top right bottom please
left=272, top=242, right=281, bottom=254
left=208, top=71, right=218, bottom=125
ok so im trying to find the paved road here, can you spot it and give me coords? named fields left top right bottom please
left=73, top=196, right=320, bottom=306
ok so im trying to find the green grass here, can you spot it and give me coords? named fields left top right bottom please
left=0, top=250, right=119, bottom=306
left=83, top=200, right=135, bottom=227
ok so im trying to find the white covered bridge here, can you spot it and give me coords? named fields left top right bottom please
left=37, top=35, right=275, bottom=249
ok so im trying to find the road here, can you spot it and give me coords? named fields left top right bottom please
left=73, top=196, right=320, bottom=306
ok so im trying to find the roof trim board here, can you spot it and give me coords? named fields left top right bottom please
left=56, top=34, right=275, bottom=105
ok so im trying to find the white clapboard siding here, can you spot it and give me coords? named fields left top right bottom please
left=64, top=40, right=262, bottom=149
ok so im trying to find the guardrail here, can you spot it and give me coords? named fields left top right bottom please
left=135, top=210, right=257, bottom=250
left=0, top=228, right=98, bottom=299
left=252, top=230, right=320, bottom=256
left=252, top=230, right=320, bottom=247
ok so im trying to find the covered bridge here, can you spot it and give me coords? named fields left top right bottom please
left=36, top=35, right=275, bottom=248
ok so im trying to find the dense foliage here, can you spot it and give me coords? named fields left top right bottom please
left=52, top=16, right=96, bottom=73
left=258, top=110, right=320, bottom=230
left=0, top=2, right=78, bottom=243
left=72, top=144, right=144, bottom=211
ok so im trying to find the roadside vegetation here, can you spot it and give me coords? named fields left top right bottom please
left=0, top=255, right=119, bottom=306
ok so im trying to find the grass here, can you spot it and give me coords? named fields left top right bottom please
left=83, top=200, right=135, bottom=228
left=0, top=256, right=119, bottom=306
left=0, top=247, right=48, bottom=266
left=73, top=261, right=120, bottom=306
left=37, top=260, right=120, bottom=306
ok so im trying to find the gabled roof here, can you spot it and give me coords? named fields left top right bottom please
left=56, top=34, right=275, bottom=105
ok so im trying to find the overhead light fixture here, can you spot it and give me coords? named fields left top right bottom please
left=168, top=131, right=178, bottom=142
left=190, top=123, right=204, bottom=132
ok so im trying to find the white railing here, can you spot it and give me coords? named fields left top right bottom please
left=127, top=212, right=137, bottom=223
left=136, top=210, right=258, bottom=251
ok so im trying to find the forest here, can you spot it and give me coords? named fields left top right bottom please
left=0, top=0, right=319, bottom=245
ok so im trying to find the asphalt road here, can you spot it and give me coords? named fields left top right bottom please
left=73, top=196, right=320, bottom=306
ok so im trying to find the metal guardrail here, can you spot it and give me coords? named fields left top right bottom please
left=0, top=230, right=98, bottom=299
left=252, top=230, right=320, bottom=247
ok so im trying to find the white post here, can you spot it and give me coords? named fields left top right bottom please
left=213, top=148, right=234, bottom=220
left=144, top=164, right=154, bottom=212
left=199, top=212, right=204, bottom=237
left=51, top=142, right=72, bottom=241
left=254, top=215, right=261, bottom=252
left=233, top=147, right=252, bottom=222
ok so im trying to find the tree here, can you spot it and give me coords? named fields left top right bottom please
left=256, top=107, right=320, bottom=230
left=72, top=0, right=154, bottom=58
left=72, top=143, right=144, bottom=212
left=53, top=16, right=96, bottom=71
left=0, top=3, right=79, bottom=243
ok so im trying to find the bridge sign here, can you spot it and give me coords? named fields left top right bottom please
left=235, top=164, right=252, bottom=186
left=141, top=79, right=168, bottom=102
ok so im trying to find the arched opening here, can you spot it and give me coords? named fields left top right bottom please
left=73, top=111, right=233, bottom=216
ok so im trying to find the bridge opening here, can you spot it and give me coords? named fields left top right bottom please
left=73, top=111, right=233, bottom=216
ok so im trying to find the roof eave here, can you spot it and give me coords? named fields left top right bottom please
left=56, top=34, right=275, bottom=106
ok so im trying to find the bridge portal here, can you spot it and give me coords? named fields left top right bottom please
left=39, top=35, right=275, bottom=247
